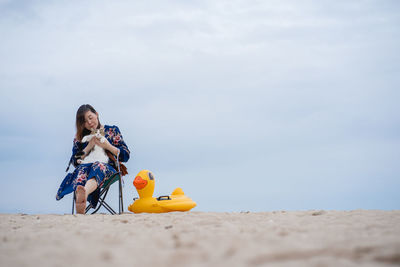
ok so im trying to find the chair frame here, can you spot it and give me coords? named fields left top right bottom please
left=72, top=172, right=124, bottom=215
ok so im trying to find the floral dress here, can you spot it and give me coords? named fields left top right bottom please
left=56, top=125, right=130, bottom=206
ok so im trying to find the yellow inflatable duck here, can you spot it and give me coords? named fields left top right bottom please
left=128, top=170, right=197, bottom=213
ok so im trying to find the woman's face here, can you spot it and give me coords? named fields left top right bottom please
left=84, top=111, right=99, bottom=131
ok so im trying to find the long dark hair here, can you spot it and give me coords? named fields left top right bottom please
left=75, top=104, right=101, bottom=141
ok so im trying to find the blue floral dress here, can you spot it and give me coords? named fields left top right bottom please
left=56, top=125, right=130, bottom=206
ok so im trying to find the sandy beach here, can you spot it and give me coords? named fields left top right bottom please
left=1, top=210, right=399, bottom=267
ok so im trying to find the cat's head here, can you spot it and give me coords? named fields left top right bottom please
left=91, top=127, right=105, bottom=136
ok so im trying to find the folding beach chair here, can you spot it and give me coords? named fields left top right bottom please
left=72, top=172, right=124, bottom=215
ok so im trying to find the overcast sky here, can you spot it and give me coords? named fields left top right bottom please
left=0, top=0, right=399, bottom=214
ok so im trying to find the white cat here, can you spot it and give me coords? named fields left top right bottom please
left=78, top=129, right=109, bottom=164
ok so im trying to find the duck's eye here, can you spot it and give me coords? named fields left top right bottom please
left=148, top=172, right=154, bottom=180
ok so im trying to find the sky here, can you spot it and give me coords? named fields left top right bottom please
left=0, top=0, right=399, bottom=214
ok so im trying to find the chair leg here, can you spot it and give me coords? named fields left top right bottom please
left=72, top=192, right=75, bottom=215
left=91, top=188, right=116, bottom=215
left=98, top=199, right=117, bottom=215
left=85, top=203, right=92, bottom=214
left=119, top=176, right=124, bottom=214
left=90, top=188, right=110, bottom=214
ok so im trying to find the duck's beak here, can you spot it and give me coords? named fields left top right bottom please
left=133, top=176, right=148, bottom=190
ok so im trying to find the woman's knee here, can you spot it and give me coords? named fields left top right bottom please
left=85, top=178, right=98, bottom=192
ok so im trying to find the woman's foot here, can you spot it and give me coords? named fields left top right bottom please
left=75, top=185, right=86, bottom=214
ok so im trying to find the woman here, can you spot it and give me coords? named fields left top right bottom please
left=56, top=104, right=130, bottom=214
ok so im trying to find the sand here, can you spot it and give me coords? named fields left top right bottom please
left=1, top=210, right=399, bottom=267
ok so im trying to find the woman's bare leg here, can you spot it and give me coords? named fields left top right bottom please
left=75, top=185, right=86, bottom=214
left=85, top=178, right=98, bottom=199
left=75, top=178, right=98, bottom=214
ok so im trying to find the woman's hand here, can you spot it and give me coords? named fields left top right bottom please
left=94, top=137, right=120, bottom=156
left=93, top=136, right=111, bottom=149
left=82, top=137, right=97, bottom=158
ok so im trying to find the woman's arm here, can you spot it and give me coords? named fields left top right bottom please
left=71, top=138, right=82, bottom=167
left=103, top=126, right=130, bottom=162
left=112, top=126, right=130, bottom=162
left=82, top=138, right=96, bottom=157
